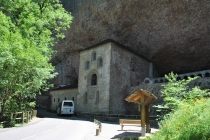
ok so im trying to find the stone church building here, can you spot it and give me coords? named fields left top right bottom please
left=49, top=39, right=210, bottom=115
left=50, top=39, right=157, bottom=114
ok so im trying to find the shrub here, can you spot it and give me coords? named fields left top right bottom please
left=154, top=72, right=209, bottom=120
left=147, top=98, right=210, bottom=140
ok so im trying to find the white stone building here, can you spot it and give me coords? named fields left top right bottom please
left=50, top=39, right=155, bottom=114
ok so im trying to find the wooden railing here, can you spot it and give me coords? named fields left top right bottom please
left=0, top=110, right=36, bottom=127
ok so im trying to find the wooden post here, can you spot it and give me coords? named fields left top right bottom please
left=10, top=113, right=13, bottom=126
left=29, top=111, right=31, bottom=121
left=141, top=95, right=146, bottom=137
left=96, top=128, right=100, bottom=136
left=26, top=111, right=29, bottom=123
left=99, top=123, right=102, bottom=132
left=31, top=111, right=33, bottom=119
left=145, top=105, right=150, bottom=133
left=22, top=112, right=24, bottom=125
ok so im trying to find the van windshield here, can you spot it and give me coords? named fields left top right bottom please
left=63, top=102, right=73, bottom=106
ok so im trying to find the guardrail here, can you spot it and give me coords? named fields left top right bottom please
left=0, top=110, right=36, bottom=127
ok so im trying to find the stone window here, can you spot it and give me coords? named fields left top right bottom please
left=85, top=61, right=90, bottom=70
left=91, top=74, right=97, bottom=85
left=98, top=58, right=103, bottom=67
left=92, top=52, right=96, bottom=61
left=65, top=97, right=66, bottom=100
left=197, top=74, right=202, bottom=78
left=54, top=98, right=55, bottom=102
left=72, top=97, right=74, bottom=101
left=84, top=92, right=87, bottom=104
left=95, top=91, right=99, bottom=104
left=205, top=72, right=210, bottom=77
left=58, top=98, right=60, bottom=102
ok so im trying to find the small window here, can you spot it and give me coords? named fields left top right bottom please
left=58, top=98, right=60, bottom=102
left=91, top=74, right=97, bottom=85
left=54, top=98, right=55, bottom=102
left=72, top=97, right=74, bottom=101
left=98, top=58, right=103, bottom=67
left=64, top=97, right=66, bottom=100
left=92, top=52, right=96, bottom=61
left=85, top=61, right=89, bottom=70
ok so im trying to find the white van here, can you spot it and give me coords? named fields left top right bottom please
left=57, top=100, right=74, bottom=116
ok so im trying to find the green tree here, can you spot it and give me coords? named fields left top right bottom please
left=0, top=0, right=73, bottom=121
left=155, top=72, right=209, bottom=120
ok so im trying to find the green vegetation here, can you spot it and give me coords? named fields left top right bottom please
left=155, top=72, right=209, bottom=120
left=147, top=99, right=210, bottom=140
left=147, top=72, right=210, bottom=140
left=0, top=0, right=73, bottom=126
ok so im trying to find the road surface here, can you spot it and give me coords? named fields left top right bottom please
left=0, top=109, right=97, bottom=140
left=0, top=109, right=158, bottom=140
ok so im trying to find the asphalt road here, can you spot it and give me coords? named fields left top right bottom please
left=0, top=109, right=159, bottom=140
left=0, top=109, right=97, bottom=140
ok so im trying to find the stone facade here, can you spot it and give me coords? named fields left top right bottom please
left=49, top=39, right=210, bottom=116
left=77, top=39, right=153, bottom=114
left=77, top=41, right=112, bottom=113
left=109, top=43, right=152, bottom=114
left=49, top=85, right=78, bottom=111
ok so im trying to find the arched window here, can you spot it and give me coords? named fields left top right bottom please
left=92, top=52, right=96, bottom=61
left=205, top=72, right=210, bottom=77
left=197, top=74, right=202, bottom=78
left=91, top=74, right=97, bottom=85
left=85, top=61, right=89, bottom=70
left=98, top=58, right=103, bottom=67
left=177, top=77, right=181, bottom=81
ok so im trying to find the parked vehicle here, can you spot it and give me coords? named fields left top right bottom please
left=57, top=100, right=74, bottom=116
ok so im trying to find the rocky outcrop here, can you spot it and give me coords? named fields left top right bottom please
left=55, top=0, right=210, bottom=77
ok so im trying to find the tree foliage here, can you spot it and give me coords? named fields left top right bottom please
left=149, top=72, right=210, bottom=139
left=147, top=99, right=210, bottom=140
left=0, top=0, right=73, bottom=119
left=155, top=72, right=209, bottom=120
left=161, top=72, right=209, bottom=109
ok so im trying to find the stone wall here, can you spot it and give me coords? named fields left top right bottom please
left=109, top=43, right=152, bottom=114
left=77, top=43, right=112, bottom=113
left=49, top=88, right=78, bottom=111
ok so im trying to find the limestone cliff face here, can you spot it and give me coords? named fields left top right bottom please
left=55, top=0, right=210, bottom=78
